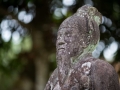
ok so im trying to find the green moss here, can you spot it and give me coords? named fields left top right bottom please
left=71, top=41, right=99, bottom=64
left=94, top=16, right=101, bottom=25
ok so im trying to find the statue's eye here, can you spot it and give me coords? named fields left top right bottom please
left=64, top=32, right=72, bottom=43
left=67, top=34, right=70, bottom=37
left=65, top=32, right=71, bottom=37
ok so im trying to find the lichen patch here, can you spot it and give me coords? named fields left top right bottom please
left=81, top=62, right=91, bottom=75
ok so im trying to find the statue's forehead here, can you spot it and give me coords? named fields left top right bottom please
left=58, top=27, right=78, bottom=33
left=58, top=28, right=71, bottom=32
left=58, top=28, right=78, bottom=34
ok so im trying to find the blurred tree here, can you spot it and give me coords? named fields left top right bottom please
left=0, top=0, right=120, bottom=90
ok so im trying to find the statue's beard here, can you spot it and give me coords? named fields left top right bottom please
left=57, top=49, right=71, bottom=86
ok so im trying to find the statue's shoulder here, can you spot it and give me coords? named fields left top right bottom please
left=83, top=57, right=118, bottom=75
left=75, top=58, right=120, bottom=90
left=79, top=57, right=116, bottom=72
left=90, top=58, right=120, bottom=90
left=92, top=58, right=116, bottom=72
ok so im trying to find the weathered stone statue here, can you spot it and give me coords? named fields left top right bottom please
left=44, top=5, right=120, bottom=90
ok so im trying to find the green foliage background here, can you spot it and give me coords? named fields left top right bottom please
left=0, top=0, right=120, bottom=90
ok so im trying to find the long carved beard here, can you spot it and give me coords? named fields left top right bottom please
left=57, top=50, right=71, bottom=86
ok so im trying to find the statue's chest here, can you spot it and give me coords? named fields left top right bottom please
left=61, top=61, right=92, bottom=90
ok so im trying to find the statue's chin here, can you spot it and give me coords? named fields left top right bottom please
left=57, top=49, right=65, bottom=55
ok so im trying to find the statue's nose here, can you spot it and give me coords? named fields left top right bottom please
left=57, top=36, right=65, bottom=45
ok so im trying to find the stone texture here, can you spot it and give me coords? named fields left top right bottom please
left=44, top=4, right=120, bottom=90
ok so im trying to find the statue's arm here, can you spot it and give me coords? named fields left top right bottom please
left=44, top=68, right=59, bottom=90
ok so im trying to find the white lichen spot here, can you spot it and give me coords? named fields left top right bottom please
left=82, top=62, right=91, bottom=68
left=74, top=77, right=78, bottom=82
left=85, top=69, right=90, bottom=75
left=48, top=81, right=50, bottom=84
left=94, top=16, right=101, bottom=25
left=72, top=70, right=75, bottom=73
left=81, top=62, right=91, bottom=75
left=59, top=68, right=63, bottom=73
left=68, top=52, right=70, bottom=54
left=67, top=34, right=70, bottom=37
left=53, top=82, right=60, bottom=90
left=68, top=24, right=71, bottom=27
left=68, top=69, right=73, bottom=76
left=89, top=24, right=93, bottom=30
left=84, top=13, right=87, bottom=15
left=50, top=83, right=53, bottom=90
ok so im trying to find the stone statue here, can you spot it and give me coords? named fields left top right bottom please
left=44, top=5, right=120, bottom=90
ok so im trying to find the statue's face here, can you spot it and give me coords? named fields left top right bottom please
left=56, top=27, right=81, bottom=57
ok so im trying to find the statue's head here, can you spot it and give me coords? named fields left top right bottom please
left=56, top=5, right=102, bottom=62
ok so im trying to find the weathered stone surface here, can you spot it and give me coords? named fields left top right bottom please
left=44, top=4, right=120, bottom=90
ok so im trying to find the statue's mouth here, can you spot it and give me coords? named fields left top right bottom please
left=58, top=48, right=65, bottom=51
left=57, top=45, right=65, bottom=51
left=57, top=46, right=66, bottom=52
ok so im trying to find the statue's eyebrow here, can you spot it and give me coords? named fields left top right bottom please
left=57, top=28, right=75, bottom=35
